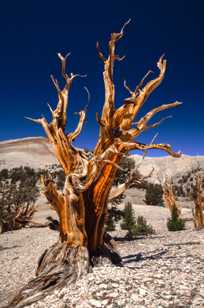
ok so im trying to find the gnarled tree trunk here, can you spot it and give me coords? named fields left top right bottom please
left=10, top=20, right=182, bottom=307
left=163, top=177, right=181, bottom=217
left=192, top=174, right=204, bottom=230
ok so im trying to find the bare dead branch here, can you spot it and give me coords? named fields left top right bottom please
left=125, top=141, right=182, bottom=158
left=124, top=80, right=133, bottom=95
left=163, top=176, right=181, bottom=216
left=25, top=116, right=54, bottom=142
left=25, top=116, right=42, bottom=124
left=84, top=86, right=91, bottom=103
left=68, top=110, right=86, bottom=142
left=108, top=167, right=154, bottom=202
left=134, top=70, right=153, bottom=94
left=50, top=74, right=61, bottom=93
left=114, top=55, right=168, bottom=131
left=96, top=112, right=106, bottom=127
left=70, top=73, right=87, bottom=79
left=96, top=41, right=106, bottom=62
left=96, top=21, right=131, bottom=149
left=114, top=55, right=126, bottom=62
left=136, top=101, right=182, bottom=132
left=57, top=52, right=71, bottom=78
left=143, top=116, right=172, bottom=131
left=120, top=18, right=131, bottom=34
left=47, top=102, right=54, bottom=115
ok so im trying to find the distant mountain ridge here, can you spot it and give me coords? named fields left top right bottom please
left=0, top=137, right=56, bottom=169
left=0, top=137, right=204, bottom=180
left=131, top=154, right=204, bottom=182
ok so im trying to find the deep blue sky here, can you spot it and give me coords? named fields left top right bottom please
left=0, top=0, right=203, bottom=156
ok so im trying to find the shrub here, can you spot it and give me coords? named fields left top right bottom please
left=121, top=202, right=155, bottom=239
left=0, top=182, right=18, bottom=231
left=131, top=216, right=155, bottom=236
left=0, top=181, right=37, bottom=232
left=145, top=182, right=163, bottom=206
left=0, top=167, right=39, bottom=232
left=121, top=202, right=136, bottom=231
left=167, top=205, right=185, bottom=231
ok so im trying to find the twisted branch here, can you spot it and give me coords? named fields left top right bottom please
left=124, top=141, right=181, bottom=158
left=113, top=55, right=167, bottom=130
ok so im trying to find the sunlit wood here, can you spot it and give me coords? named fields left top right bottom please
left=192, top=174, right=204, bottom=229
left=12, top=21, right=182, bottom=307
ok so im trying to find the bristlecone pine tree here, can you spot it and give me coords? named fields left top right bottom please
left=163, top=177, right=185, bottom=231
left=192, top=174, right=204, bottom=230
left=11, top=21, right=182, bottom=307
left=163, top=177, right=181, bottom=217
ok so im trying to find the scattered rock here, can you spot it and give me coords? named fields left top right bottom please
left=0, top=206, right=204, bottom=308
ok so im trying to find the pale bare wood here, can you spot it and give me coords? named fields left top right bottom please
left=108, top=168, right=154, bottom=201
left=26, top=22, right=182, bottom=249
left=95, top=20, right=130, bottom=154
left=123, top=141, right=181, bottom=158
left=68, top=111, right=86, bottom=142
left=163, top=177, right=181, bottom=216
left=128, top=101, right=182, bottom=138
left=112, top=55, right=168, bottom=130
left=192, top=174, right=204, bottom=229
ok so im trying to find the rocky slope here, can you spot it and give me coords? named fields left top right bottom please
left=0, top=137, right=204, bottom=307
left=131, top=154, right=204, bottom=183
left=1, top=137, right=204, bottom=177
left=0, top=205, right=204, bottom=308
left=0, top=137, right=56, bottom=170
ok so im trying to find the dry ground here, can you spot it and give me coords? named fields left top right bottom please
left=0, top=204, right=204, bottom=308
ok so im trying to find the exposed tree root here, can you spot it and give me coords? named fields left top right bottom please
left=9, top=243, right=90, bottom=308
left=9, top=235, right=122, bottom=308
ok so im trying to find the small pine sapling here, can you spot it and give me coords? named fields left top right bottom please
left=133, top=216, right=155, bottom=236
left=167, top=205, right=185, bottom=231
left=121, top=201, right=136, bottom=231
left=121, top=202, right=155, bottom=238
